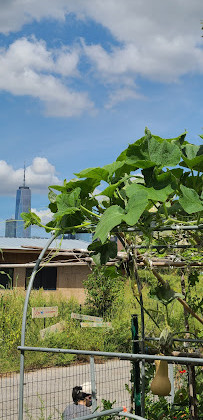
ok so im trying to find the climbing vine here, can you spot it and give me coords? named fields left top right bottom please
left=22, top=128, right=203, bottom=324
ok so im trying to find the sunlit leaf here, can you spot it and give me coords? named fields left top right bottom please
left=93, top=205, right=124, bottom=243
left=48, top=188, right=57, bottom=203
left=179, top=185, right=203, bottom=214
left=149, top=137, right=181, bottom=167
left=180, top=155, right=203, bottom=171
left=102, top=161, right=125, bottom=179
left=56, top=188, right=81, bottom=216
left=123, top=191, right=148, bottom=225
left=125, top=182, right=173, bottom=202
left=21, top=211, right=41, bottom=228
left=74, top=167, right=109, bottom=181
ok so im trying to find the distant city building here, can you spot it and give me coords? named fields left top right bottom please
left=63, top=233, right=92, bottom=242
left=75, top=233, right=92, bottom=243
left=15, top=166, right=31, bottom=238
left=5, top=218, right=16, bottom=237
left=15, top=186, right=31, bottom=238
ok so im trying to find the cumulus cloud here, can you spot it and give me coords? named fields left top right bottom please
left=83, top=39, right=203, bottom=83
left=0, top=1, right=202, bottom=108
left=0, top=37, right=93, bottom=117
left=0, top=157, right=61, bottom=195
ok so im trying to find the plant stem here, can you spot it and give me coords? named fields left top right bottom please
left=165, top=305, right=170, bottom=326
left=117, top=232, right=203, bottom=325
left=163, top=203, right=169, bottom=219
left=80, top=205, right=101, bottom=218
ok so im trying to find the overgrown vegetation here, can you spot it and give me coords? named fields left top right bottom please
left=83, top=266, right=125, bottom=317
left=0, top=269, right=202, bottom=373
left=11, top=128, right=203, bottom=417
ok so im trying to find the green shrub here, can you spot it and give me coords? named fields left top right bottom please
left=83, top=266, right=126, bottom=317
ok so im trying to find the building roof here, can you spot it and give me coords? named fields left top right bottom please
left=0, top=237, right=90, bottom=251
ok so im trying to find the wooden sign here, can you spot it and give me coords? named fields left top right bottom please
left=32, top=306, right=58, bottom=319
left=81, top=322, right=112, bottom=328
left=40, top=322, right=65, bottom=339
left=71, top=312, right=103, bottom=322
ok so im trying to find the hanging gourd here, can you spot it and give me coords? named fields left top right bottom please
left=150, top=360, right=171, bottom=396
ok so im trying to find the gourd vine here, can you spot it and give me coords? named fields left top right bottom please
left=22, top=128, right=203, bottom=325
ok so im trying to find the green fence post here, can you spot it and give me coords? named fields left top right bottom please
left=131, top=314, right=141, bottom=415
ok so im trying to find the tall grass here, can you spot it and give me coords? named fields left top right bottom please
left=0, top=270, right=202, bottom=373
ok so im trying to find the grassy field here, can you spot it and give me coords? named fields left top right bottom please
left=0, top=270, right=202, bottom=373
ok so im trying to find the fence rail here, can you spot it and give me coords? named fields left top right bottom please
left=18, top=346, right=203, bottom=365
left=1, top=346, right=202, bottom=420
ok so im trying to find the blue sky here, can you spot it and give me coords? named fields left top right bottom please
left=0, top=0, right=202, bottom=237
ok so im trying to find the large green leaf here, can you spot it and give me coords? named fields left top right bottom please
left=182, top=144, right=200, bottom=160
left=49, top=184, right=66, bottom=192
left=48, top=202, right=57, bottom=213
left=142, top=168, right=175, bottom=196
left=170, top=168, right=184, bottom=179
left=179, top=185, right=203, bottom=214
left=149, top=137, right=181, bottom=167
left=57, top=212, right=84, bottom=230
left=74, top=167, right=109, bottom=181
left=65, top=178, right=100, bottom=198
left=93, top=205, right=124, bottom=243
left=114, top=162, right=138, bottom=178
left=44, top=219, right=57, bottom=233
left=21, top=211, right=42, bottom=228
left=183, top=175, right=203, bottom=195
left=102, top=161, right=125, bottom=179
left=56, top=188, right=81, bottom=216
left=180, top=143, right=203, bottom=170
left=117, top=133, right=182, bottom=169
left=124, top=157, right=155, bottom=169
left=153, top=132, right=186, bottom=147
left=123, top=191, right=148, bottom=225
left=99, top=182, right=121, bottom=198
left=116, top=135, right=147, bottom=162
left=48, top=188, right=57, bottom=203
left=125, top=182, right=173, bottom=203
left=125, top=137, right=150, bottom=161
left=88, top=240, right=117, bottom=265
left=180, top=155, right=203, bottom=171
left=149, top=284, right=183, bottom=305
left=99, top=175, right=129, bottom=198
left=117, top=136, right=156, bottom=170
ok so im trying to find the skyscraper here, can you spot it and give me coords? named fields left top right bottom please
left=5, top=218, right=16, bottom=237
left=15, top=166, right=31, bottom=238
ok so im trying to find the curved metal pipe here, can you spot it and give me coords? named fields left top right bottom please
left=18, top=233, right=57, bottom=420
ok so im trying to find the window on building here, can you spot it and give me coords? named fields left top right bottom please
left=0, top=268, right=13, bottom=289
left=25, top=267, right=57, bottom=290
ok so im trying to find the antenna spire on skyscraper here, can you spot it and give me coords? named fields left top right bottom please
left=23, top=162, right=26, bottom=187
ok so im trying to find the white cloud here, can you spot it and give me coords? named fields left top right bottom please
left=83, top=39, right=203, bottom=83
left=0, top=157, right=61, bottom=195
left=105, top=86, right=144, bottom=109
left=0, top=1, right=68, bottom=34
left=0, top=37, right=93, bottom=117
left=31, top=208, right=53, bottom=225
left=0, top=1, right=202, bottom=108
left=0, top=0, right=202, bottom=43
